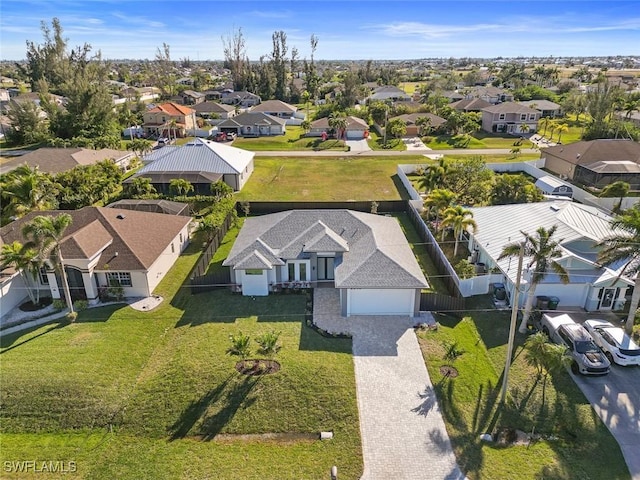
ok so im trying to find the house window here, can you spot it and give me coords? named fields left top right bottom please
left=39, top=267, right=49, bottom=285
left=300, top=263, right=307, bottom=281
left=498, top=113, right=505, bottom=120
left=171, top=243, right=175, bottom=253
left=106, top=272, right=132, bottom=287
left=520, top=114, right=527, bottom=121
left=245, top=269, right=262, bottom=275
left=529, top=114, right=536, bottom=121
left=288, top=263, right=295, bottom=281
left=180, top=233, right=183, bottom=243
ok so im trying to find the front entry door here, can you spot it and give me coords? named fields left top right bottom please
left=600, top=287, right=616, bottom=310
left=317, top=257, right=335, bottom=281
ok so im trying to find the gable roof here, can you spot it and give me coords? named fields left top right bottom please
left=450, top=98, right=492, bottom=111
left=217, top=112, right=287, bottom=128
left=0, top=207, right=190, bottom=271
left=193, top=101, right=235, bottom=114
left=146, top=102, right=194, bottom=116
left=309, top=116, right=368, bottom=130
left=542, top=139, right=640, bottom=170
left=223, top=210, right=428, bottom=289
left=131, top=138, right=254, bottom=178
left=7, top=147, right=132, bottom=174
left=518, top=100, right=561, bottom=111
left=250, top=100, right=297, bottom=114
left=390, top=113, right=446, bottom=127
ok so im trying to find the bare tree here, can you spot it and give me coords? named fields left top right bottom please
left=222, top=27, right=248, bottom=91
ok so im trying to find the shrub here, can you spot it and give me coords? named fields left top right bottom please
left=454, top=259, right=476, bottom=280
left=52, top=299, right=66, bottom=311
left=66, top=311, right=78, bottom=323
left=73, top=300, right=89, bottom=311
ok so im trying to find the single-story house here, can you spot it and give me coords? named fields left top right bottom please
left=222, top=210, right=428, bottom=316
left=450, top=97, right=492, bottom=113
left=2, top=148, right=136, bottom=175
left=518, top=100, right=562, bottom=118
left=128, top=137, right=254, bottom=192
left=540, top=139, right=640, bottom=190
left=534, top=175, right=574, bottom=198
left=0, top=207, right=190, bottom=316
left=193, top=101, right=236, bottom=120
left=307, top=116, right=369, bottom=139
left=365, top=85, right=412, bottom=103
left=465, top=201, right=633, bottom=312
left=107, top=199, right=191, bottom=216
left=250, top=100, right=299, bottom=119
left=216, top=112, right=287, bottom=137
left=220, top=91, right=261, bottom=107
left=481, top=102, right=540, bottom=134
left=180, top=90, right=206, bottom=106
left=142, top=102, right=196, bottom=138
left=389, top=113, right=446, bottom=136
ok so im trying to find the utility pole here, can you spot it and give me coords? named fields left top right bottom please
left=500, top=242, right=525, bottom=404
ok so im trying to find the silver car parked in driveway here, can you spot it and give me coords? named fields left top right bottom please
left=584, top=319, right=640, bottom=367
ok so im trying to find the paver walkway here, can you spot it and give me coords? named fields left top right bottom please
left=314, top=289, right=466, bottom=480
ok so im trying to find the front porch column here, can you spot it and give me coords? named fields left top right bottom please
left=82, top=272, right=99, bottom=305
left=46, top=271, right=61, bottom=299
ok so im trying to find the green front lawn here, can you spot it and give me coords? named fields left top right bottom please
left=236, top=156, right=425, bottom=201
left=417, top=297, right=630, bottom=480
left=425, top=133, right=535, bottom=150
left=0, top=238, right=362, bottom=478
left=231, top=127, right=348, bottom=151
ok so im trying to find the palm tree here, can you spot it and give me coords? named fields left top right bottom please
left=498, top=226, right=569, bottom=333
left=440, top=205, right=477, bottom=256
left=538, top=117, right=551, bottom=137
left=127, top=177, right=156, bottom=197
left=423, top=188, right=456, bottom=235
left=168, top=118, right=178, bottom=141
left=0, top=241, right=43, bottom=306
left=328, top=113, right=348, bottom=140
left=22, top=214, right=75, bottom=314
left=554, top=123, right=569, bottom=143
left=419, top=158, right=449, bottom=193
left=1, top=165, right=57, bottom=219
left=415, top=115, right=432, bottom=136
left=227, top=332, right=252, bottom=360
left=523, top=332, right=571, bottom=406
left=547, top=120, right=559, bottom=141
left=300, top=119, right=311, bottom=135
left=169, top=178, right=194, bottom=196
left=599, top=181, right=630, bottom=214
left=519, top=123, right=530, bottom=135
left=597, top=205, right=640, bottom=334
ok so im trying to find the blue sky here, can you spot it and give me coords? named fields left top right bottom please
left=1, top=1, right=639, bottom=61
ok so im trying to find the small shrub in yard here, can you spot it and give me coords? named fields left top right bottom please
left=66, top=311, right=78, bottom=323
left=73, top=300, right=89, bottom=311
left=442, top=341, right=465, bottom=363
left=52, top=299, right=66, bottom=311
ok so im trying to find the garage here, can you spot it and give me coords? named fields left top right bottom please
left=347, top=288, right=417, bottom=316
left=346, top=129, right=366, bottom=140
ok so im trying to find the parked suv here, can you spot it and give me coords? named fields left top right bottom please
left=540, top=314, right=610, bottom=375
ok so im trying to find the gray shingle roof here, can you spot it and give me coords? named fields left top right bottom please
left=217, top=112, right=286, bottom=128
left=223, top=210, right=428, bottom=289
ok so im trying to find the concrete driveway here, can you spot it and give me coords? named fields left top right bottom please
left=313, top=289, right=466, bottom=480
left=346, top=139, right=372, bottom=152
left=572, top=365, right=640, bottom=480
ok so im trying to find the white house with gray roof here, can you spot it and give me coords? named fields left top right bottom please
left=465, top=201, right=633, bottom=311
left=129, top=138, right=254, bottom=192
left=223, top=210, right=429, bottom=316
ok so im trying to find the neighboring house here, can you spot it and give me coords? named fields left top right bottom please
left=390, top=113, right=446, bottom=136
left=365, top=85, right=412, bottom=103
left=4, top=147, right=135, bottom=175
left=307, top=116, right=369, bottom=139
left=450, top=97, right=492, bottom=113
left=222, top=210, right=428, bottom=316
left=465, top=86, right=514, bottom=104
left=128, top=137, right=254, bottom=192
left=615, top=110, right=640, bottom=127
left=220, top=91, right=261, bottom=107
left=465, top=201, right=633, bottom=312
left=216, top=112, right=286, bottom=137
left=180, top=90, right=206, bottom=106
left=441, top=91, right=465, bottom=103
left=193, top=101, right=236, bottom=120
left=142, top=102, right=196, bottom=138
left=250, top=100, right=299, bottom=119
left=107, top=199, right=191, bottom=216
left=518, top=100, right=562, bottom=118
left=534, top=175, right=574, bottom=198
left=540, top=139, right=640, bottom=190
left=0, top=207, right=190, bottom=316
left=481, top=102, right=540, bottom=134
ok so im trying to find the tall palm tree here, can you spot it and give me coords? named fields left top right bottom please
left=441, top=205, right=477, bottom=256
left=547, top=121, right=558, bottom=141
left=169, top=178, right=194, bottom=196
left=0, top=241, right=43, bottom=306
left=554, top=123, right=569, bottom=143
left=538, top=117, right=551, bottom=137
left=415, top=115, right=432, bottom=136
left=1, top=165, right=57, bottom=219
left=597, top=205, right=640, bottom=334
left=328, top=113, right=348, bottom=140
left=498, top=226, right=569, bottom=333
left=423, top=188, right=456, bottom=236
left=22, top=214, right=74, bottom=314
left=419, top=158, right=449, bottom=193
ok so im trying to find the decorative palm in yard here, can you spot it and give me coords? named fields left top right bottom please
left=498, top=226, right=569, bottom=333
left=0, top=241, right=43, bottom=306
left=597, top=205, right=640, bottom=334
left=1, top=165, right=57, bottom=219
left=440, top=205, right=477, bottom=256
left=419, top=158, right=449, bottom=193
left=423, top=188, right=456, bottom=236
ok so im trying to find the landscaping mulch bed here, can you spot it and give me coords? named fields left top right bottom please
left=19, top=297, right=53, bottom=312
left=439, top=365, right=459, bottom=378
left=235, top=359, right=281, bottom=376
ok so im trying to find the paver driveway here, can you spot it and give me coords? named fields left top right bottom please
left=314, top=289, right=466, bottom=480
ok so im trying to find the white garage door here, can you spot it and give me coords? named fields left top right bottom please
left=348, top=289, right=415, bottom=316
left=346, top=130, right=364, bottom=139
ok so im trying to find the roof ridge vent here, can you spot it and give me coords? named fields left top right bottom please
left=549, top=204, right=560, bottom=212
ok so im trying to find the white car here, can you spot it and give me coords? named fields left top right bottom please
left=584, top=319, right=640, bottom=367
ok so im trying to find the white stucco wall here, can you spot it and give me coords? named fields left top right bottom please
left=347, top=288, right=416, bottom=316
left=146, top=224, right=190, bottom=294
left=0, top=274, right=28, bottom=318
left=238, top=270, right=269, bottom=296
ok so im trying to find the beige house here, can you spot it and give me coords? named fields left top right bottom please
left=143, top=102, right=196, bottom=138
left=481, top=102, right=540, bottom=134
left=4, top=147, right=135, bottom=175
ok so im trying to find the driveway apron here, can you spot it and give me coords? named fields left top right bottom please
left=313, top=289, right=465, bottom=480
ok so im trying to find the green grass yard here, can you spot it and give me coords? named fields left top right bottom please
left=0, top=236, right=363, bottom=479
left=417, top=296, right=630, bottom=480
left=231, top=126, right=348, bottom=151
